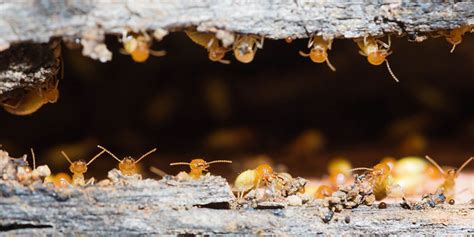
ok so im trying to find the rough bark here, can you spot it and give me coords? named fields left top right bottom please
left=0, top=1, right=473, bottom=44
left=1, top=150, right=474, bottom=235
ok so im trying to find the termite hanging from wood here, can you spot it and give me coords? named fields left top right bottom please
left=2, top=74, right=60, bottom=116
left=185, top=31, right=231, bottom=64
left=233, top=34, right=264, bottom=63
left=61, top=150, right=106, bottom=186
left=98, top=145, right=157, bottom=176
left=170, top=158, right=232, bottom=179
left=424, top=156, right=473, bottom=201
left=444, top=26, right=471, bottom=53
left=120, top=31, right=166, bottom=63
left=354, top=35, right=399, bottom=82
left=299, top=35, right=336, bottom=71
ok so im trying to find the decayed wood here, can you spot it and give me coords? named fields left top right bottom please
left=1, top=150, right=474, bottom=235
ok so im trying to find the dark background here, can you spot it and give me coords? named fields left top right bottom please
left=0, top=32, right=473, bottom=179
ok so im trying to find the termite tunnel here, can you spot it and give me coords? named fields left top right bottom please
left=0, top=32, right=473, bottom=182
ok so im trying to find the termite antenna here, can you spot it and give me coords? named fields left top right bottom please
left=30, top=148, right=36, bottom=169
left=170, top=162, right=190, bottom=166
left=207, top=160, right=233, bottom=165
left=299, top=51, right=310, bottom=57
left=349, top=167, right=374, bottom=172
left=424, top=155, right=445, bottom=175
left=455, top=157, right=473, bottom=175
left=135, top=148, right=157, bottom=164
left=450, top=44, right=457, bottom=53
left=326, top=57, right=336, bottom=72
left=61, top=151, right=74, bottom=165
left=150, top=166, right=167, bottom=177
left=385, top=60, right=399, bottom=82
left=86, top=149, right=106, bottom=166
left=97, top=145, right=122, bottom=162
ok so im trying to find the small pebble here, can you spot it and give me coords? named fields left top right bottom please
left=378, top=202, right=387, bottom=209
left=344, top=216, right=351, bottom=223
left=448, top=199, right=455, bottom=205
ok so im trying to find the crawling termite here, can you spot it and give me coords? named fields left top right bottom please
left=233, top=34, right=264, bottom=63
left=2, top=77, right=59, bottom=116
left=234, top=163, right=277, bottom=200
left=98, top=145, right=157, bottom=176
left=354, top=35, right=399, bottom=82
left=424, top=156, right=473, bottom=201
left=185, top=31, right=231, bottom=64
left=61, top=150, right=106, bottom=186
left=299, top=35, right=336, bottom=71
left=350, top=162, right=403, bottom=201
left=120, top=31, right=166, bottom=62
left=170, top=158, right=232, bottom=179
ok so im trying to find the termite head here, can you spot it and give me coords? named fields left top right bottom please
left=70, top=160, right=88, bottom=174
left=122, top=33, right=151, bottom=62
left=234, top=40, right=254, bottom=63
left=367, top=50, right=388, bottom=66
left=255, top=164, right=274, bottom=183
left=373, top=163, right=391, bottom=176
left=308, top=46, right=327, bottom=63
left=209, top=47, right=227, bottom=62
left=190, top=158, right=210, bottom=171
left=119, top=157, right=137, bottom=175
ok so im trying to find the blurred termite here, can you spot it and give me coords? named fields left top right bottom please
left=444, top=26, right=471, bottom=53
left=424, top=156, right=473, bottom=200
left=233, top=34, right=264, bottom=63
left=327, top=157, right=352, bottom=188
left=234, top=164, right=276, bottom=200
left=2, top=77, right=59, bottom=116
left=120, top=31, right=166, bottom=62
left=61, top=150, right=106, bottom=186
left=299, top=35, right=336, bottom=71
left=351, top=162, right=402, bottom=201
left=354, top=35, right=399, bottom=82
left=44, top=172, right=71, bottom=188
left=314, top=184, right=333, bottom=199
left=185, top=31, right=231, bottom=64
left=98, top=145, right=157, bottom=176
left=170, top=158, right=232, bottom=180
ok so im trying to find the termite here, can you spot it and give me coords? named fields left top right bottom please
left=44, top=172, right=71, bottom=188
left=120, top=31, right=166, bottom=62
left=170, top=158, right=232, bottom=179
left=233, top=34, right=264, bottom=63
left=2, top=78, right=59, bottom=116
left=314, top=184, right=333, bottom=199
left=299, top=35, right=336, bottom=71
left=354, top=35, right=399, bottom=82
left=444, top=26, right=471, bottom=53
left=97, top=145, right=157, bottom=176
left=61, top=150, right=105, bottom=186
left=424, top=156, right=473, bottom=200
left=350, top=162, right=402, bottom=201
left=234, top=164, right=277, bottom=199
left=327, top=157, right=352, bottom=188
left=185, top=31, right=231, bottom=64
